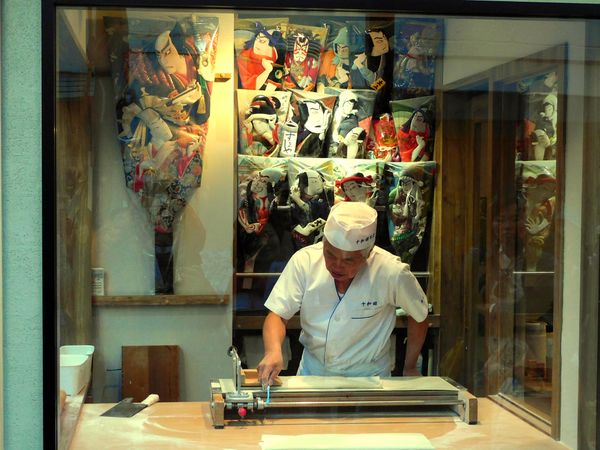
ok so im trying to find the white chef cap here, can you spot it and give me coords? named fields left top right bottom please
left=324, top=201, right=377, bottom=251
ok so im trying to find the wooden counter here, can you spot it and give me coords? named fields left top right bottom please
left=69, top=399, right=569, bottom=449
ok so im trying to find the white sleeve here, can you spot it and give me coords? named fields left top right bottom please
left=393, top=264, right=429, bottom=322
left=264, top=251, right=306, bottom=320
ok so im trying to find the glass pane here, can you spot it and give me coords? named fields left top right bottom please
left=54, top=5, right=594, bottom=446
left=507, top=70, right=561, bottom=418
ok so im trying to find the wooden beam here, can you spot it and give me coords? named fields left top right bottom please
left=92, top=295, right=229, bottom=306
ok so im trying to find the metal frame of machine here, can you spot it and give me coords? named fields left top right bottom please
left=209, top=347, right=477, bottom=428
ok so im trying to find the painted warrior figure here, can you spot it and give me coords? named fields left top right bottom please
left=283, top=32, right=320, bottom=91
left=289, top=169, right=333, bottom=250
left=116, top=20, right=216, bottom=293
left=388, top=171, right=425, bottom=263
left=238, top=23, right=285, bottom=90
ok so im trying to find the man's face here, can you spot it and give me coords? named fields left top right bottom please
left=400, top=177, right=415, bottom=193
left=336, top=43, right=349, bottom=58
left=369, top=31, right=389, bottom=56
left=343, top=181, right=367, bottom=201
left=410, top=111, right=426, bottom=132
left=544, top=102, right=555, bottom=118
left=323, top=238, right=369, bottom=284
left=252, top=117, right=275, bottom=136
left=304, top=102, right=326, bottom=133
left=251, top=175, right=269, bottom=195
left=253, top=33, right=272, bottom=57
left=342, top=99, right=355, bottom=114
left=157, top=35, right=182, bottom=74
left=305, top=171, right=323, bottom=196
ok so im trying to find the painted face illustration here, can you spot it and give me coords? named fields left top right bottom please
left=411, top=111, right=426, bottom=132
left=155, top=31, right=186, bottom=75
left=305, top=170, right=324, bottom=196
left=293, top=34, right=309, bottom=63
left=252, top=117, right=276, bottom=135
left=343, top=181, right=369, bottom=202
left=304, top=102, right=327, bottom=134
left=251, top=175, right=270, bottom=196
left=342, top=99, right=356, bottom=114
left=253, top=33, right=272, bottom=57
left=400, top=176, right=416, bottom=193
left=369, top=30, right=389, bottom=56
left=336, top=43, right=349, bottom=58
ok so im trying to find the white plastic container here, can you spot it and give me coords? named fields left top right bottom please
left=60, top=354, right=92, bottom=395
left=60, top=345, right=95, bottom=357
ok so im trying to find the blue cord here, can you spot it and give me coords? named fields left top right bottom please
left=266, top=384, right=271, bottom=405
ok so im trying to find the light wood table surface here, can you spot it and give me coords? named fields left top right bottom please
left=69, top=398, right=570, bottom=449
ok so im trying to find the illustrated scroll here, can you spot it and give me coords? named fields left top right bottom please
left=104, top=15, right=218, bottom=294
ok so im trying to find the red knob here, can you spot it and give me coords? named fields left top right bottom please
left=238, top=406, right=247, bottom=418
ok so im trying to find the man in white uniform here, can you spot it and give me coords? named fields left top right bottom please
left=257, top=201, right=429, bottom=386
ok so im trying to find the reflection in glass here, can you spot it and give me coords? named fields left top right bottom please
left=507, top=69, right=560, bottom=419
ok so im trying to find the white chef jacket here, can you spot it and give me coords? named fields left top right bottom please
left=264, top=242, right=428, bottom=377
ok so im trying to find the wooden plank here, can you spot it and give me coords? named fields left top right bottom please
left=209, top=392, right=225, bottom=429
left=438, top=88, right=471, bottom=386
left=122, top=345, right=180, bottom=402
left=93, top=295, right=229, bottom=306
left=57, top=96, right=92, bottom=346
left=456, top=390, right=478, bottom=424
left=241, top=369, right=282, bottom=387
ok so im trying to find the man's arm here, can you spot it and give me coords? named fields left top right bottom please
left=257, top=311, right=289, bottom=386
left=403, top=315, right=429, bottom=376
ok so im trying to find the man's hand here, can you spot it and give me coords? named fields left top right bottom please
left=257, top=350, right=284, bottom=387
left=260, top=312, right=288, bottom=387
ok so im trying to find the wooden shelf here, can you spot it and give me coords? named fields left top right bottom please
left=234, top=313, right=441, bottom=331
left=92, top=295, right=229, bottom=306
